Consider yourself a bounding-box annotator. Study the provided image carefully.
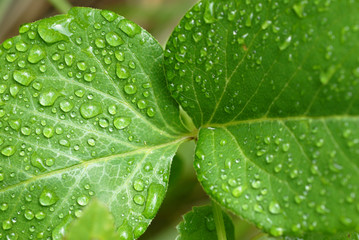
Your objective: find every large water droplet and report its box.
[118,19,141,37]
[28,45,46,64]
[39,187,58,206]
[100,10,117,22]
[116,64,130,79]
[39,88,60,106]
[269,200,281,214]
[13,69,35,86]
[80,102,102,119]
[142,183,165,219]
[105,31,124,47]
[114,117,131,130]
[38,15,72,43]
[1,145,16,157]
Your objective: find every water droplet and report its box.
[142,183,165,219]
[279,36,292,51]
[114,117,131,130]
[133,179,145,192]
[38,15,72,43]
[137,99,147,109]
[95,38,106,48]
[2,219,12,230]
[118,19,141,37]
[77,61,87,71]
[13,69,35,86]
[76,195,89,206]
[232,186,244,198]
[116,64,130,79]
[87,138,96,146]
[24,209,35,220]
[270,226,284,237]
[146,107,156,117]
[203,2,216,23]
[124,84,137,94]
[1,145,16,157]
[43,126,54,138]
[39,88,60,106]
[80,102,102,119]
[9,119,21,131]
[293,2,306,18]
[261,20,272,30]
[21,126,31,136]
[64,54,74,66]
[52,215,73,240]
[35,211,46,220]
[39,187,58,206]
[28,45,46,63]
[101,10,117,22]
[1,203,8,211]
[117,222,134,240]
[59,100,74,112]
[269,201,281,214]
[320,65,337,85]
[105,31,124,47]
[31,152,47,171]
[133,194,145,205]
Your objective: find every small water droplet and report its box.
[76,195,89,206]
[101,10,117,22]
[124,84,137,94]
[39,88,60,107]
[269,200,281,214]
[28,45,46,63]
[59,100,74,112]
[279,36,292,51]
[116,64,130,79]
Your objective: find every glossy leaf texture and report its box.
[0,7,190,239]
[164,0,359,237]
[65,199,119,240]
[176,205,234,240]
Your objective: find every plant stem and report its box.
[212,201,227,240]
[47,0,72,14]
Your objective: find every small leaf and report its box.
[177,205,234,240]
[165,0,359,237]
[65,199,119,240]
[0,7,190,239]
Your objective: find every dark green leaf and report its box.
[164,0,359,237]
[0,7,191,239]
[176,205,234,240]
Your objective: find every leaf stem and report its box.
[212,201,227,240]
[47,0,72,14]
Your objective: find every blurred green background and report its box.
[0,1,261,239]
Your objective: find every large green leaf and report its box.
[176,205,234,240]
[0,7,191,239]
[164,0,359,237]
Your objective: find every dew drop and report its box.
[39,187,58,206]
[133,195,145,205]
[1,145,16,157]
[232,186,244,198]
[76,195,89,206]
[79,102,102,119]
[279,36,292,51]
[64,54,74,66]
[124,84,137,94]
[118,19,141,37]
[117,222,134,240]
[39,88,60,107]
[269,200,281,214]
[2,219,12,230]
[13,69,35,86]
[24,209,35,220]
[31,152,46,171]
[114,117,131,130]
[28,45,46,64]
[105,31,124,47]
[133,179,145,192]
[100,10,117,22]
[142,183,165,219]
[59,100,74,112]
[116,64,130,79]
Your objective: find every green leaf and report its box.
[0,7,191,239]
[255,231,359,240]
[65,199,119,240]
[165,0,359,237]
[176,205,234,240]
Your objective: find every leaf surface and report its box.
[164,0,359,236]
[0,7,190,239]
[176,205,234,240]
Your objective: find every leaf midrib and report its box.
[0,135,191,194]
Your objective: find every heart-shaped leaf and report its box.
[165,0,359,237]
[0,7,190,239]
